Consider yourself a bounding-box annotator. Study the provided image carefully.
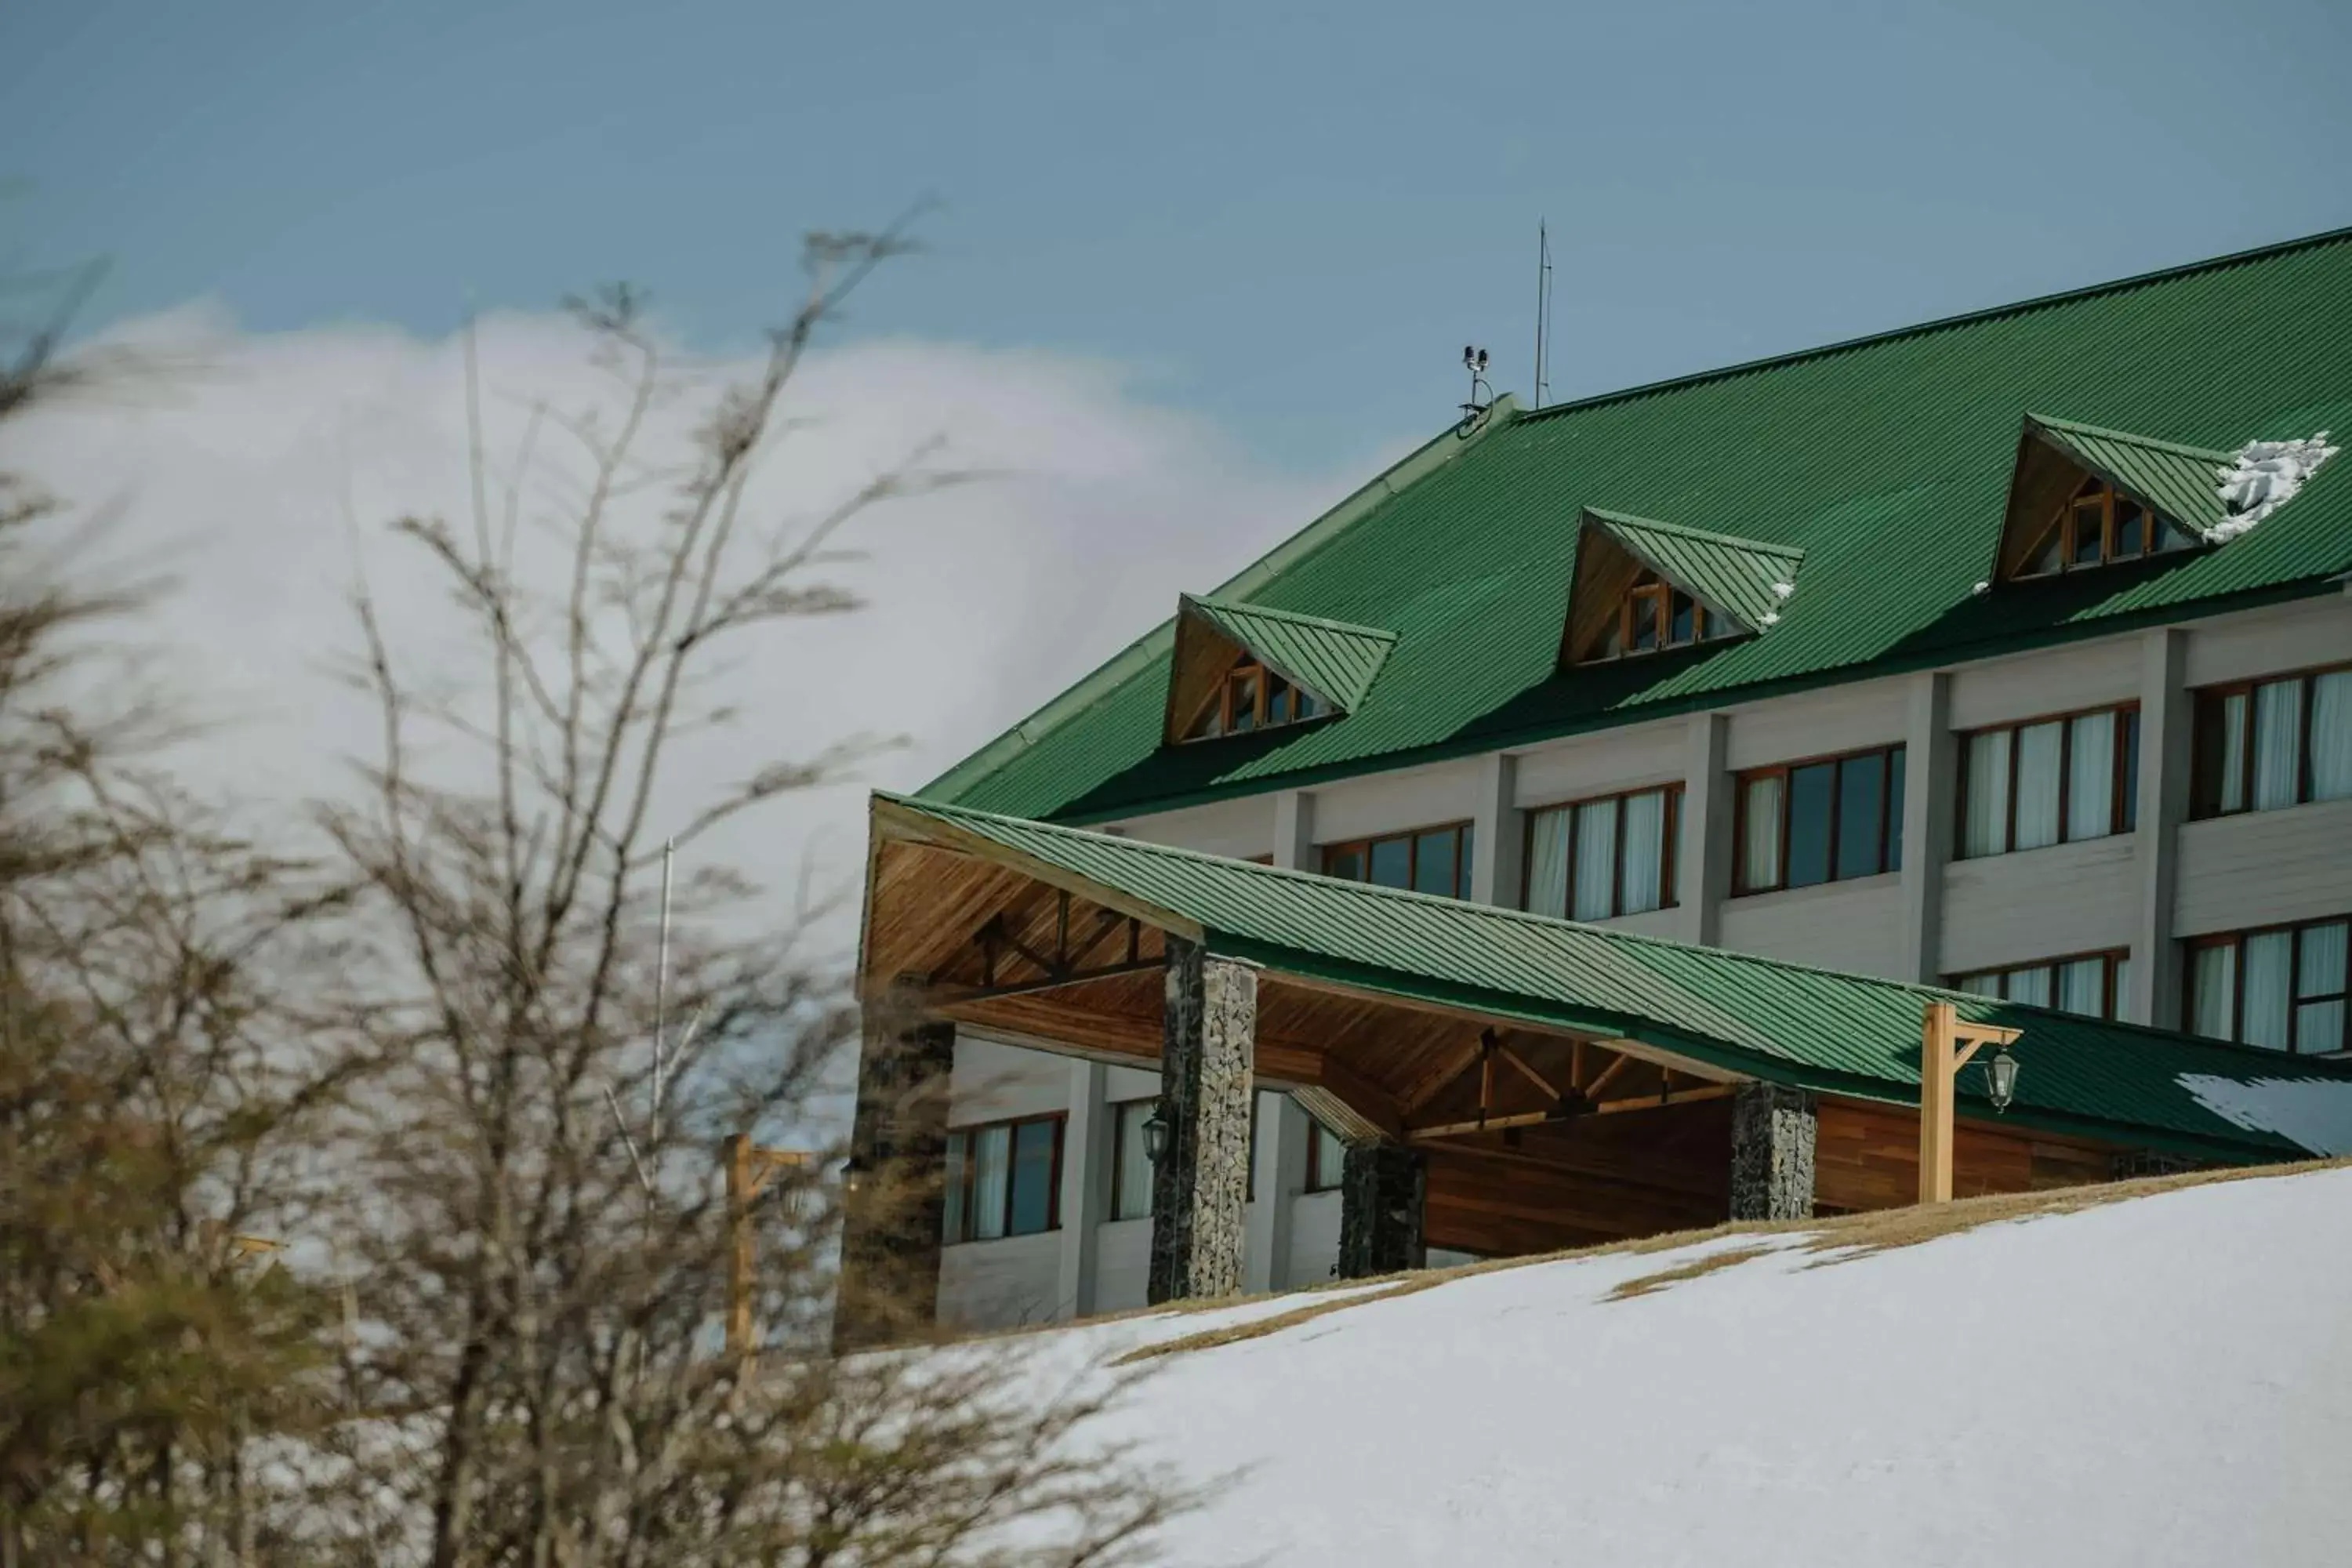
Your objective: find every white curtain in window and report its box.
[2056,957,2106,1018]
[1112,1102,1154,1220]
[1741,776,1784,890]
[2297,922,2348,1054]
[1962,731,2011,857]
[942,1138,967,1242]
[2218,693,2250,812]
[2309,671,2352,803]
[2241,931,2294,1051]
[1573,799,1618,920]
[1525,808,1571,920]
[2013,722,2063,850]
[2066,711,2116,841]
[1957,972,2002,999]
[1620,790,1667,915]
[2252,680,2304,811]
[2005,965,2053,1007]
[2190,945,2237,1040]
[2114,956,2134,1018]
[971,1125,1011,1239]
[1314,1125,1347,1192]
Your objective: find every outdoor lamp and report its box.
[1985,1046,2020,1112]
[1142,1107,1171,1164]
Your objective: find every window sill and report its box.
[1726,869,1902,909]
[1949,831,2138,867]
[943,1228,1062,1250]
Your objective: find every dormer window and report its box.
[2014,474,2200,578]
[1161,594,1393,746]
[1183,659,1328,740]
[1591,569,1740,661]
[1559,510,1802,670]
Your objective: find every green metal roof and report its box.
[924,227,2352,823]
[877,793,2352,1163]
[1580,509,1806,635]
[2026,414,2235,538]
[1178,594,1396,713]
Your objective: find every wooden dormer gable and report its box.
[1163,595,1397,746]
[1559,509,1805,668]
[1994,415,2224,582]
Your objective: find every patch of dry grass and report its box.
[1097,1156,2350,1362]
[1606,1244,1778,1301]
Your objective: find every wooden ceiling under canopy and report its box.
[865,818,1746,1156]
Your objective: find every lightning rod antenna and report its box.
[1534,220,1554,410]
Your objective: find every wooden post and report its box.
[726,1132,755,1360]
[725,1136,810,1365]
[1918,1002,2021,1207]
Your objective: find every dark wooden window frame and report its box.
[1180,656,1325,742]
[1732,742,1905,896]
[2014,475,2192,578]
[942,1112,1066,1244]
[1587,568,1727,664]
[1319,819,1476,900]
[2190,659,2352,819]
[1304,1120,1346,1193]
[1519,783,1684,920]
[1950,948,2130,1021]
[1955,702,2142,859]
[2183,916,2352,1056]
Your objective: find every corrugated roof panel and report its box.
[1581,510,1806,633]
[2028,415,2234,535]
[1180,595,1397,713]
[879,793,2352,1159]
[926,229,2352,823]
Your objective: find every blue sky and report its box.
[9,0,2348,470]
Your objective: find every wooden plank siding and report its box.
[1813,1097,2112,1214]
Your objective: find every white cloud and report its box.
[2,303,1378,954]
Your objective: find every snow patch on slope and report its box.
[2212,433,2339,539]
[1014,1167,2352,1567]
[2178,1073,2352,1155]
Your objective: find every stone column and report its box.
[1678,713,1732,946]
[1898,671,1955,985]
[1147,939,1257,1305]
[1336,1142,1426,1278]
[1469,752,1522,906]
[832,1007,957,1351]
[1729,1081,1817,1221]
[2130,629,2191,1027]
[1055,1058,1107,1320]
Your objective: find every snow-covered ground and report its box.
[1009,1167,2352,1567]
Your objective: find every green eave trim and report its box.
[2027,413,2234,537]
[1178,594,1397,713]
[1203,933,2293,1166]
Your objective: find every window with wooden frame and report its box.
[1952,949,2131,1021]
[2013,475,2201,578]
[2185,916,2350,1055]
[2190,662,2352,818]
[1304,1119,1348,1193]
[1320,821,1475,900]
[942,1112,1065,1243]
[1734,743,1904,895]
[1586,569,1737,662]
[1522,784,1682,921]
[1956,703,2140,858]
[1181,657,1327,741]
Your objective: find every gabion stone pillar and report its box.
[1730,1080,1817,1221]
[1337,1141,1426,1278]
[1146,939,1255,1304]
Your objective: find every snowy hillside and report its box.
[1003,1167,2352,1568]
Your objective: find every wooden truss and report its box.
[1403,1028,1733,1143]
[929,886,1164,1005]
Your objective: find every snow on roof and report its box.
[999,1167,2352,1566]
[2177,1073,2352,1156]
[2211,433,2339,541]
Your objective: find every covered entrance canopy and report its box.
[855,792,2345,1308]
